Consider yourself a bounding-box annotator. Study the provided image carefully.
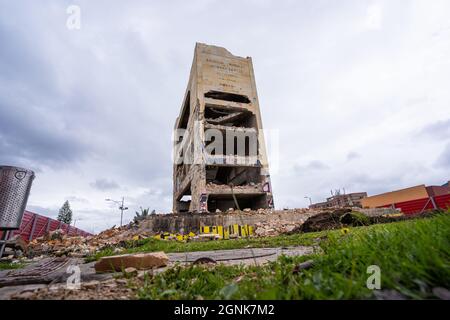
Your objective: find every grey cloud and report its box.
[346,151,360,161]
[0,102,90,169]
[0,2,173,182]
[90,178,120,191]
[435,143,450,169]
[419,119,450,140]
[26,205,59,220]
[65,196,90,204]
[0,18,91,168]
[294,160,330,172]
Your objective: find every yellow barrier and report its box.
[200,224,253,239]
[153,224,254,241]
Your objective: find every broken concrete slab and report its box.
[167,246,315,266]
[94,252,169,273]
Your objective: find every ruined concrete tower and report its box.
[173,43,274,213]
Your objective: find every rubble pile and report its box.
[252,209,319,237]
[254,220,304,237]
[287,208,436,233]
[26,225,150,258]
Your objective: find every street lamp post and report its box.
[106,197,128,227]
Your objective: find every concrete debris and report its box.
[11,277,137,300]
[26,225,150,258]
[46,229,65,241]
[0,235,28,259]
[254,220,304,237]
[94,252,169,273]
[250,209,320,237]
[292,260,315,274]
[124,267,138,277]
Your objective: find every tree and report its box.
[134,207,153,223]
[57,200,73,224]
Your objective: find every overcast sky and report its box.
[0,0,449,233]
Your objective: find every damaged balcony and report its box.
[204,104,256,128]
[205,166,266,211]
[206,193,268,212]
[206,165,262,185]
[204,111,260,167]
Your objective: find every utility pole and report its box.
[106,197,128,227]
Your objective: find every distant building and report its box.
[361,182,450,209]
[309,192,368,209]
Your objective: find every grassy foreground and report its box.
[136,214,449,299]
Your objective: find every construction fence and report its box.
[379,194,450,215]
[0,210,92,242]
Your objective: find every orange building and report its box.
[361,182,449,209]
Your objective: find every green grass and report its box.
[85,230,328,262]
[0,261,24,270]
[135,214,449,300]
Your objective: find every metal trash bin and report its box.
[0,166,35,257]
[0,166,35,230]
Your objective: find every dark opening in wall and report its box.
[176,183,192,212]
[204,105,255,127]
[206,166,261,186]
[205,90,251,104]
[207,194,266,212]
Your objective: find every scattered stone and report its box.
[83,280,100,289]
[137,270,152,280]
[124,267,138,277]
[292,260,315,274]
[115,279,128,285]
[11,277,137,300]
[13,291,35,300]
[47,229,65,241]
[193,257,217,265]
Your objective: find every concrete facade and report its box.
[140,211,309,234]
[173,43,274,213]
[310,192,367,209]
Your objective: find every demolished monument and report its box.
[173,43,274,213]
